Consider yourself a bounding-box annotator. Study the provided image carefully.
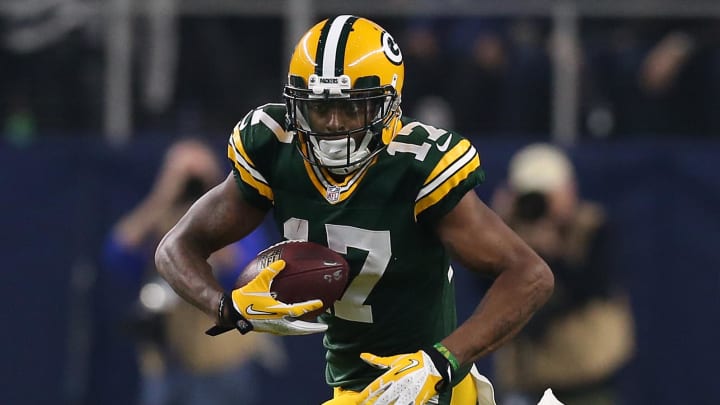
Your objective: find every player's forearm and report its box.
[442,260,554,366]
[155,231,224,319]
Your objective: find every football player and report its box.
[155,15,554,405]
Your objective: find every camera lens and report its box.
[514,191,548,222]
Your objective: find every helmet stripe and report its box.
[314,18,333,76]
[332,16,358,76]
[315,15,357,77]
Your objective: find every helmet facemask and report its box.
[285,74,400,175]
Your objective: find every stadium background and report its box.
[1,1,719,404]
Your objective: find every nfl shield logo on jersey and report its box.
[326,186,341,203]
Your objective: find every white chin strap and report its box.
[311,131,373,175]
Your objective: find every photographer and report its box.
[491,143,635,405]
[102,138,284,405]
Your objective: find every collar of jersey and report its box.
[300,142,377,204]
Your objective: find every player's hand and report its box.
[357,348,454,405]
[206,260,327,336]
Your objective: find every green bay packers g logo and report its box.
[381,31,402,65]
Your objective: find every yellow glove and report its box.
[358,347,455,405]
[206,260,327,336]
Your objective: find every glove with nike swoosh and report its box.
[357,344,459,405]
[205,259,327,336]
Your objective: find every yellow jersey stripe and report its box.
[231,127,256,167]
[228,145,274,200]
[414,148,480,218]
[423,139,472,186]
[334,160,374,201]
[417,142,477,201]
[228,125,273,201]
[303,159,329,200]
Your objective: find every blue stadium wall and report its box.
[1,136,718,404]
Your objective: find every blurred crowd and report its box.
[399,17,720,139]
[3,13,720,143]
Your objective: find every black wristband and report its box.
[424,345,453,393]
[205,293,254,336]
[216,293,233,325]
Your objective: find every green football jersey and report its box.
[227,103,485,393]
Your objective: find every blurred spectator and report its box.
[445,18,508,135]
[398,20,454,127]
[491,143,635,405]
[500,19,552,135]
[102,138,285,405]
[170,17,284,135]
[582,19,720,138]
[444,18,551,137]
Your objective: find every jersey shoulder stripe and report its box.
[415,140,480,217]
[226,104,289,203]
[228,122,273,200]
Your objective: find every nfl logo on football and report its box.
[326,186,341,203]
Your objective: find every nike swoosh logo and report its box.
[436,133,452,152]
[245,304,277,316]
[394,358,419,375]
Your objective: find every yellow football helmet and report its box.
[284,15,404,175]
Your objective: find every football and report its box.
[236,240,350,321]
